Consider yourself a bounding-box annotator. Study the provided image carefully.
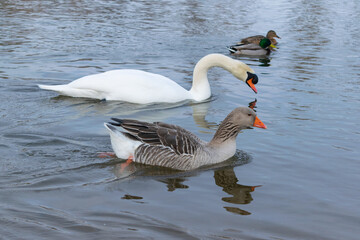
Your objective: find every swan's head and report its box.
[231,61,259,94]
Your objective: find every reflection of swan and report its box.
[104,107,266,170]
[193,99,258,131]
[190,101,218,132]
[248,98,257,111]
[38,54,259,103]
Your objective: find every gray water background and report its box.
[1,0,360,239]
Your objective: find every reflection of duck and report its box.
[258,58,271,67]
[104,107,266,171]
[38,54,259,103]
[228,38,276,56]
[239,30,281,45]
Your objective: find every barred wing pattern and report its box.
[134,145,195,170]
[110,118,207,170]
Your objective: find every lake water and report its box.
[1,0,360,239]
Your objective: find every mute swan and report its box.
[104,107,266,171]
[228,38,276,56]
[239,30,281,45]
[38,54,259,104]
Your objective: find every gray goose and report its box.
[104,107,266,171]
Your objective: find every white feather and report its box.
[103,123,141,159]
[38,54,255,104]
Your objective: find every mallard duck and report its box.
[228,38,275,56]
[38,54,259,104]
[239,30,281,45]
[104,107,266,171]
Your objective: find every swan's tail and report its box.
[104,123,141,159]
[38,84,69,92]
[38,84,101,99]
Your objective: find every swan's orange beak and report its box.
[246,72,258,94]
[253,116,267,129]
[246,78,257,94]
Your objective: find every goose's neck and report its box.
[189,54,237,101]
[206,120,242,163]
[209,120,241,146]
[206,122,240,163]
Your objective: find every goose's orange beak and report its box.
[253,116,267,129]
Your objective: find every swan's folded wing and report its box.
[110,118,204,155]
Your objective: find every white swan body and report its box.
[38,54,258,104]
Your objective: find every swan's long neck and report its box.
[189,54,238,101]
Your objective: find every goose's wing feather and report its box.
[134,144,194,170]
[110,118,204,155]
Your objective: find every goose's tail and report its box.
[104,123,141,159]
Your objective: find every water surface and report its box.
[1,0,360,239]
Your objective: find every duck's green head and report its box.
[259,38,276,49]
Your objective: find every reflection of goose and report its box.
[214,168,261,205]
[158,178,189,192]
[38,54,259,103]
[104,107,266,171]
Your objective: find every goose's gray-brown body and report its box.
[104,107,266,171]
